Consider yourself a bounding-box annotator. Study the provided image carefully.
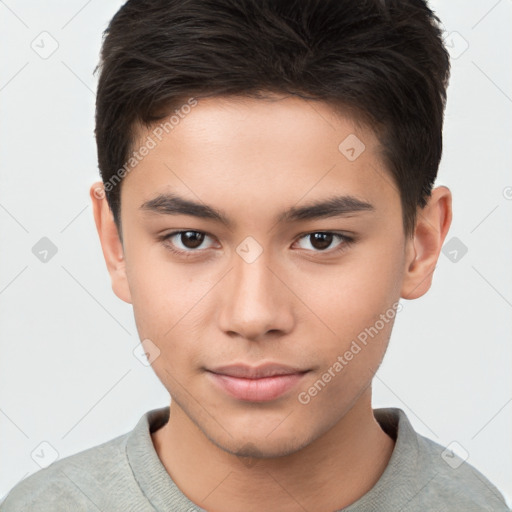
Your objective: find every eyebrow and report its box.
[140,193,375,227]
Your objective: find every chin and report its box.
[205,426,317,460]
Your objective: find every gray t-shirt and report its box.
[1,406,509,511]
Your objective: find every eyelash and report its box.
[159,230,355,259]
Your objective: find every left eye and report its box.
[295,232,350,252]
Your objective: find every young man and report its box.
[2,0,509,511]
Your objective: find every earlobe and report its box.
[89,181,132,304]
[400,186,452,300]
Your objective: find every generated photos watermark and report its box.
[298,301,403,405]
[93,97,198,200]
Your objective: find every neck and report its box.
[152,387,395,511]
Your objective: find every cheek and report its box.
[307,254,403,342]
[125,251,219,376]
[296,291,399,416]
[126,246,205,335]
[296,239,404,395]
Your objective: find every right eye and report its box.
[160,230,217,256]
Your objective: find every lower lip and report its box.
[207,371,308,402]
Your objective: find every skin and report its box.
[90,94,452,512]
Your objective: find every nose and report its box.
[217,248,295,342]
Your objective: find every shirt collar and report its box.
[126,406,422,512]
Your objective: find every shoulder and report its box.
[0,431,148,512]
[388,409,510,512]
[408,423,509,510]
[371,408,510,511]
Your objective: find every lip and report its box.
[206,363,309,402]
[209,363,307,379]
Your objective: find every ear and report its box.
[401,186,452,300]
[89,181,132,304]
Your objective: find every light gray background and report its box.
[1,0,511,506]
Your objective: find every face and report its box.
[115,95,410,457]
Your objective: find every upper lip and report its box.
[208,363,308,379]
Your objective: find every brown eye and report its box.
[309,233,334,250]
[178,231,205,249]
[161,230,215,255]
[295,232,353,253]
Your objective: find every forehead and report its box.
[121,95,399,224]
